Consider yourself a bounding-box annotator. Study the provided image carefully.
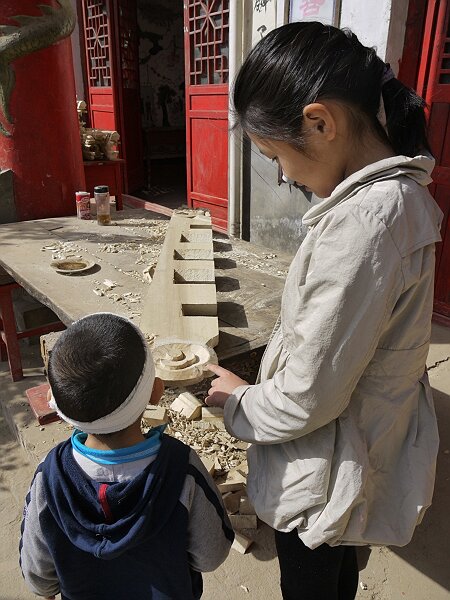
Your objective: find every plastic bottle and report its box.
[94,185,111,225]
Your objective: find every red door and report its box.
[400,0,450,324]
[82,0,117,131]
[184,1,229,231]
[82,0,144,194]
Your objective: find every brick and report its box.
[26,383,60,425]
[171,392,203,420]
[142,406,168,428]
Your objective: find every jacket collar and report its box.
[303,154,435,227]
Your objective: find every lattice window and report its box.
[118,1,139,90]
[439,13,450,84]
[84,0,111,87]
[187,0,229,85]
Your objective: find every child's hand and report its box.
[205,364,248,408]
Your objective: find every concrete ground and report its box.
[1,323,449,600]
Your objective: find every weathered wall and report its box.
[137,0,185,129]
[243,0,408,254]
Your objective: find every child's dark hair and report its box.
[233,22,429,157]
[48,314,146,423]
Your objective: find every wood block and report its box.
[200,456,215,476]
[40,331,63,370]
[232,533,253,554]
[171,392,203,420]
[216,469,246,493]
[239,495,256,516]
[140,211,218,347]
[229,514,257,530]
[201,406,224,421]
[25,383,60,425]
[222,490,242,515]
[236,461,249,476]
[142,405,168,428]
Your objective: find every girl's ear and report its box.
[302,102,337,141]
[149,377,164,406]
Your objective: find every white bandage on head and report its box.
[48,313,155,434]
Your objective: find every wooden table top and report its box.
[0,208,293,360]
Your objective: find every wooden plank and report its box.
[140,211,219,346]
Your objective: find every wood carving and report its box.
[77,100,120,161]
[0,0,76,136]
[152,339,218,387]
[140,210,219,347]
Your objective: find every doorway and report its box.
[80,0,230,230]
[136,0,187,211]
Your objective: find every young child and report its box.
[206,22,443,600]
[20,312,233,600]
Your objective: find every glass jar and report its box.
[94,185,111,225]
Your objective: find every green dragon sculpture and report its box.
[0,0,76,136]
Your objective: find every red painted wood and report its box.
[416,0,439,99]
[81,0,144,195]
[82,0,117,130]
[0,281,64,381]
[0,1,85,221]
[184,1,229,231]
[419,0,450,322]
[83,159,124,210]
[0,283,23,381]
[111,0,144,194]
[398,0,428,88]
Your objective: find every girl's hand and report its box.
[205,364,249,409]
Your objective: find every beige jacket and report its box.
[224,155,443,549]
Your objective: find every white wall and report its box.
[340,0,409,73]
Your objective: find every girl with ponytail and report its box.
[206,22,443,600]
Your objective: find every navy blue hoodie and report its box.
[20,434,233,599]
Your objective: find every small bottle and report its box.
[94,185,111,225]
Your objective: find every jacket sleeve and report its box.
[19,469,60,598]
[180,450,234,572]
[224,205,404,444]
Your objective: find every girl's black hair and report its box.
[48,313,146,424]
[233,22,430,157]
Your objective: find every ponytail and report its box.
[233,22,430,158]
[382,76,430,156]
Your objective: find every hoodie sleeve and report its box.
[20,468,60,598]
[179,450,234,572]
[224,204,404,444]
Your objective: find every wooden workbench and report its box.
[0,208,292,360]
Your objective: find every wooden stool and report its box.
[0,278,65,382]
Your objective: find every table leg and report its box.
[0,286,23,381]
[0,316,7,361]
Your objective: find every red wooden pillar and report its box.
[0,0,85,221]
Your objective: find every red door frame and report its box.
[80,0,144,194]
[399,0,450,325]
[183,1,229,232]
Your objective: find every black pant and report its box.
[274,529,359,600]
